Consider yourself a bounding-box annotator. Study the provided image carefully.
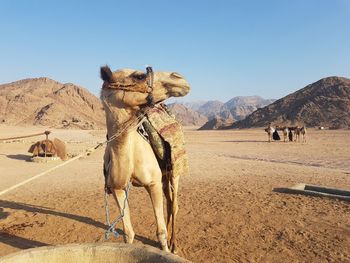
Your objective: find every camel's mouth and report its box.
[164,83,190,90]
[163,83,190,97]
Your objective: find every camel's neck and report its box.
[104,105,141,145]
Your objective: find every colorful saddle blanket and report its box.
[140,104,189,178]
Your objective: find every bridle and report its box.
[145,66,154,105]
[105,66,154,102]
[146,66,154,91]
[102,66,156,141]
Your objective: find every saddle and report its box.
[28,138,67,160]
[138,103,189,177]
[103,103,189,193]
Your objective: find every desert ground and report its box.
[0,125,349,262]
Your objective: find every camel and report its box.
[100,65,190,253]
[293,126,307,143]
[300,126,307,143]
[294,127,301,142]
[282,127,289,142]
[28,138,67,160]
[265,123,275,142]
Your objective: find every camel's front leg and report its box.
[113,189,135,244]
[146,183,169,252]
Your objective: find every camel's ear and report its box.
[100,65,113,82]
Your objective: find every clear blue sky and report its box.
[0,0,349,102]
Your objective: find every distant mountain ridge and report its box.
[0,77,105,129]
[231,76,350,129]
[167,103,208,126]
[198,117,234,130]
[182,96,275,121]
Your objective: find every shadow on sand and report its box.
[6,154,32,161]
[0,200,159,249]
[221,140,269,143]
[0,232,49,250]
[0,207,9,220]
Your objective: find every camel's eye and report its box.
[131,72,147,81]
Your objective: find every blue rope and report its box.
[104,182,131,240]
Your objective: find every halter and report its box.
[145,66,154,105]
[105,66,153,92]
[102,66,156,137]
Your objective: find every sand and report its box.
[0,125,349,262]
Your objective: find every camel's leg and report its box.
[169,176,179,254]
[113,189,135,244]
[146,182,169,252]
[163,177,172,241]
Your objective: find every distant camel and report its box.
[292,126,307,143]
[100,65,190,253]
[282,127,289,142]
[265,123,275,142]
[300,126,307,143]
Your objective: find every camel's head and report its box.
[100,66,190,108]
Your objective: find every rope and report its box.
[0,109,148,197]
[101,110,151,241]
[0,144,99,197]
[104,182,131,240]
[0,131,50,142]
[0,107,151,242]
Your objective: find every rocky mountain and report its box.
[231,76,350,129]
[0,77,105,129]
[225,96,275,120]
[198,117,234,130]
[182,101,207,111]
[195,100,229,120]
[167,103,208,126]
[182,96,274,121]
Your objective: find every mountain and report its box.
[182,96,274,121]
[196,100,230,120]
[181,101,207,111]
[167,103,208,126]
[231,76,350,129]
[198,117,234,130]
[0,77,105,129]
[224,96,275,120]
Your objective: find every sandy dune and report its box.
[0,125,349,262]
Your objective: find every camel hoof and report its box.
[123,232,135,244]
[161,244,169,252]
[170,243,177,254]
